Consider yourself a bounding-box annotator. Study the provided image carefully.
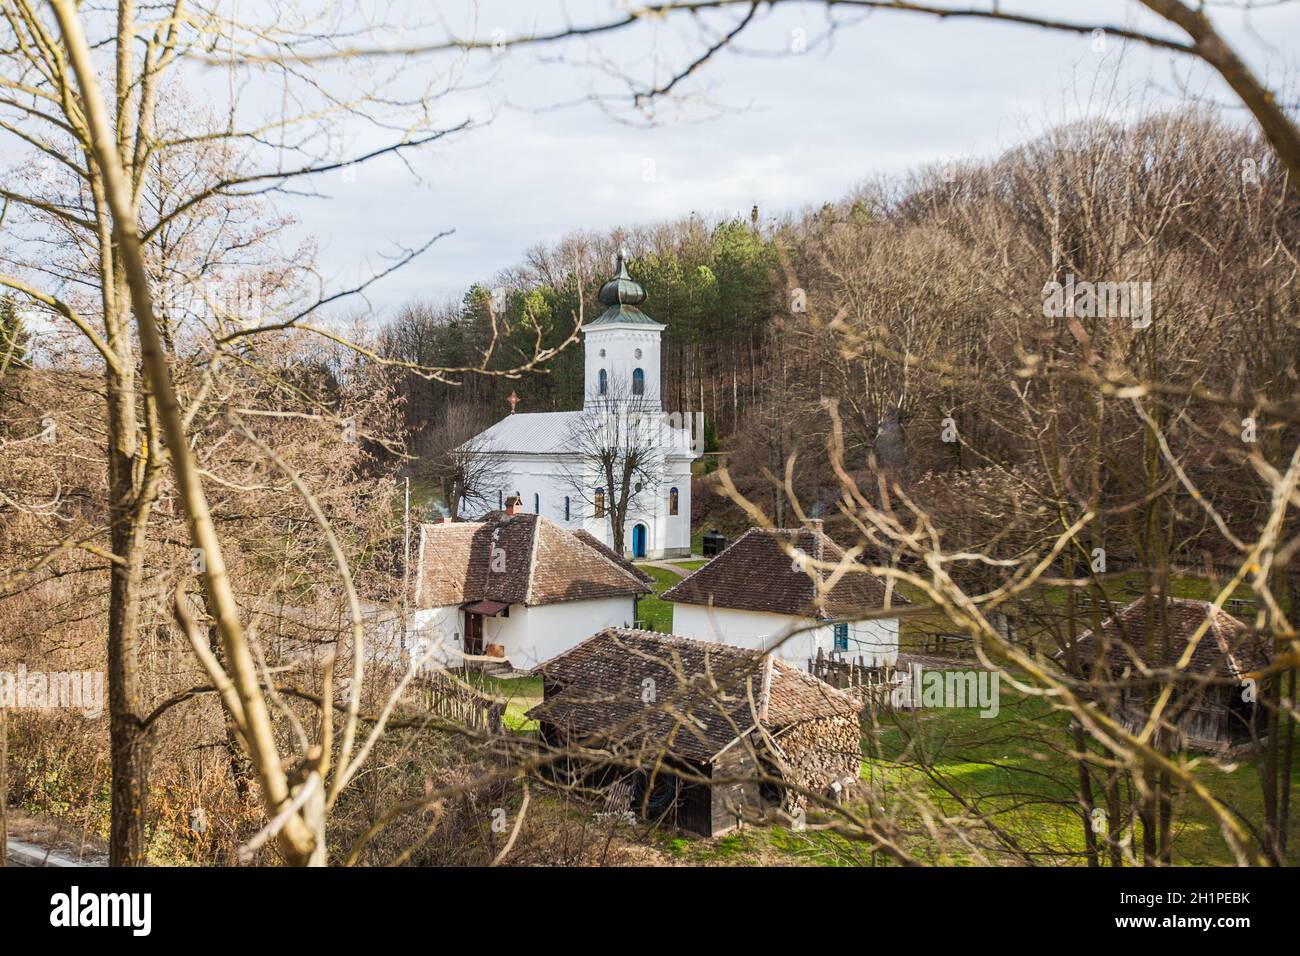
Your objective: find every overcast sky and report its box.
[270,1,1300,318]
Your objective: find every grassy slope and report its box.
[632,684,1299,867]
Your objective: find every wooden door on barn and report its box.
[464,612,484,656]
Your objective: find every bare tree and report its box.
[562,378,665,555]
[422,404,509,521]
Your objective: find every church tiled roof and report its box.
[414,513,652,609]
[661,526,906,619]
[526,627,859,761]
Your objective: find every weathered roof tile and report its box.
[527,627,858,761]
[661,527,906,619]
[414,514,651,609]
[1070,596,1270,678]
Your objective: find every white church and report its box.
[461,252,699,558]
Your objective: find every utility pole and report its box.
[401,476,410,657]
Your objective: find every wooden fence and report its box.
[808,649,911,711]
[409,668,506,735]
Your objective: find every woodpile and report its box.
[772,713,861,812]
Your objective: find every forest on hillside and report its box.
[380,105,1300,560]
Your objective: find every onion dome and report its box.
[597,249,646,307]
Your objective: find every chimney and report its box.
[505,494,522,516]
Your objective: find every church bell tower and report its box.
[582,250,665,410]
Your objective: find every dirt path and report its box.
[638,561,693,578]
[3,809,108,867]
[6,837,99,867]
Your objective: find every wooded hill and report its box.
[380,106,1300,556]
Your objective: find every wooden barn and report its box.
[528,628,862,837]
[1067,596,1271,753]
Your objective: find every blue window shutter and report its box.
[833,623,849,652]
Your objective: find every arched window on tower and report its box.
[594,488,605,518]
[632,367,645,396]
[669,487,679,516]
[498,490,503,509]
[534,492,540,514]
[598,368,608,396]
[564,496,571,522]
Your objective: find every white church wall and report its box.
[670,604,899,667]
[474,450,692,559]
[583,326,663,409]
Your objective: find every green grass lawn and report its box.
[394,476,445,523]
[462,673,543,731]
[645,685,1300,867]
[862,681,1300,865]
[636,565,682,633]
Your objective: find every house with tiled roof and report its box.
[410,502,652,669]
[660,522,908,668]
[528,628,862,837]
[1062,594,1271,753]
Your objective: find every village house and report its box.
[1065,595,1271,753]
[409,501,653,670]
[528,628,862,837]
[461,252,699,558]
[661,523,908,667]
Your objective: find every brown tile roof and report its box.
[526,627,859,762]
[1070,596,1270,679]
[573,529,655,585]
[660,527,906,619]
[414,515,652,609]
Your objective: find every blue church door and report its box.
[632,524,647,558]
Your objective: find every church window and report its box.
[564,496,571,521]
[594,488,605,518]
[598,368,608,396]
[634,348,642,359]
[632,367,645,396]
[498,490,503,509]
[669,487,679,515]
[534,492,540,514]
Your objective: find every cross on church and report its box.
[508,390,519,414]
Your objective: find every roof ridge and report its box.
[522,514,542,605]
[413,525,428,606]
[566,523,654,589]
